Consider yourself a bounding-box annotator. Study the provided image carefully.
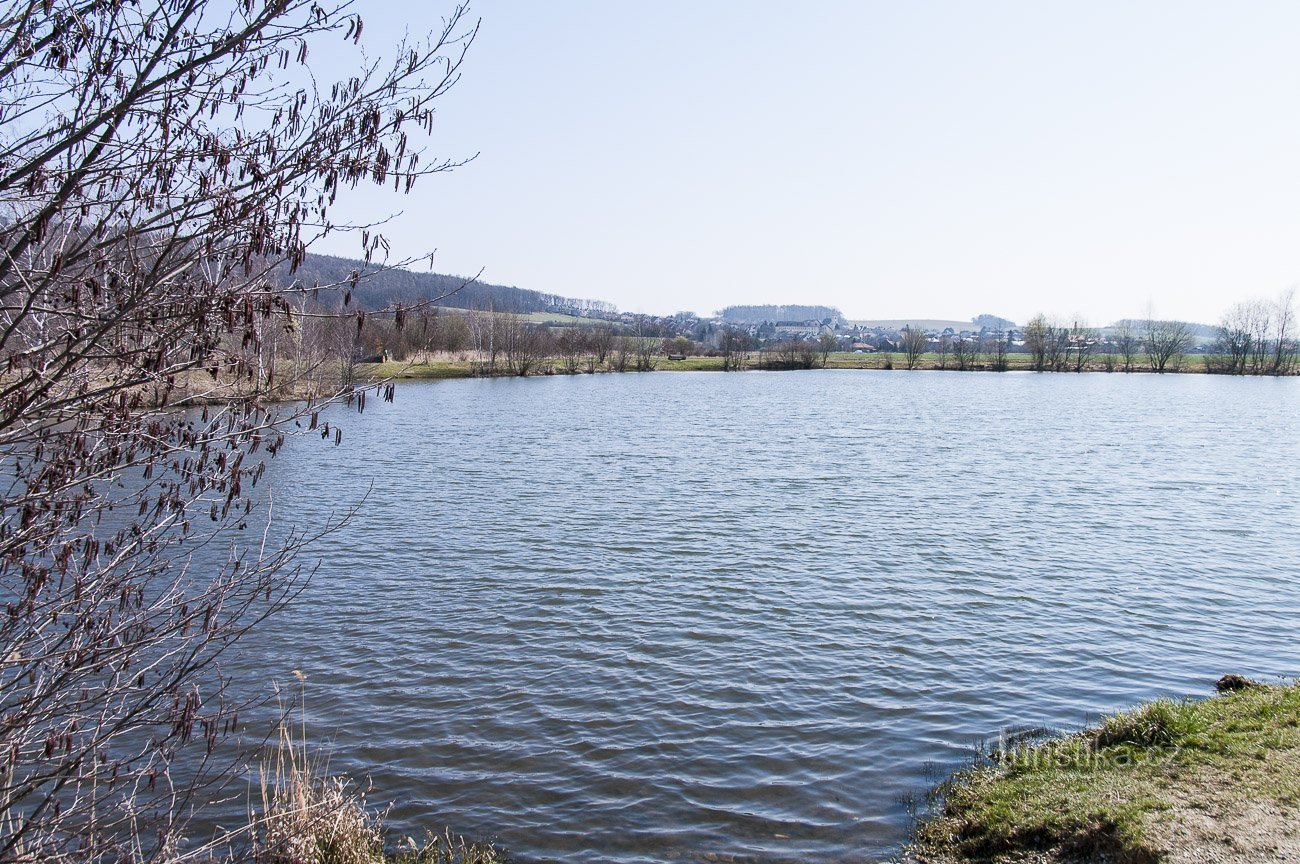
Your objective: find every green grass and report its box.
[519,311,592,325]
[655,356,727,371]
[354,351,1232,383]
[426,307,596,326]
[357,360,475,380]
[911,680,1300,863]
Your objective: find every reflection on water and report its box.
[226,370,1300,863]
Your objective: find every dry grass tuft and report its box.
[251,701,501,864]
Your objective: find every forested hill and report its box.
[719,304,843,323]
[278,253,618,317]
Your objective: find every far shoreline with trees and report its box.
[329,292,1298,390]
[250,253,1299,397]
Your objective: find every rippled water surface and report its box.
[234,371,1300,863]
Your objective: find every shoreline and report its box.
[356,352,1300,384]
[159,356,1297,408]
[909,677,1300,863]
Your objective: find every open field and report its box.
[520,310,595,325]
[359,360,478,380]
[912,679,1300,864]
[412,305,601,326]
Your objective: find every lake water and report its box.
[235,370,1300,863]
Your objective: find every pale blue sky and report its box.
[320,1,1300,324]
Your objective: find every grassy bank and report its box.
[357,352,1237,382]
[911,678,1300,863]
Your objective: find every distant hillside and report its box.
[1106,319,1218,343]
[277,253,617,318]
[719,304,843,323]
[972,313,1017,330]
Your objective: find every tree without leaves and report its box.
[489,311,554,377]
[1044,321,1070,372]
[1244,300,1274,375]
[1024,315,1072,372]
[900,326,928,371]
[1269,288,1297,375]
[467,306,499,374]
[764,339,815,370]
[1213,290,1299,376]
[494,312,524,375]
[718,326,750,372]
[433,311,472,359]
[1114,320,1140,373]
[1213,302,1256,375]
[1068,321,1099,373]
[817,330,837,368]
[1023,315,1048,371]
[631,317,660,371]
[0,1,476,859]
[1144,317,1196,372]
[952,333,978,371]
[984,332,1010,372]
[588,325,616,366]
[611,335,633,372]
[523,325,556,376]
[556,327,584,374]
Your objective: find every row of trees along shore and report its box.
[1207,289,1298,375]
[0,1,497,862]
[303,292,1297,384]
[1017,291,1297,376]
